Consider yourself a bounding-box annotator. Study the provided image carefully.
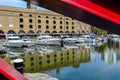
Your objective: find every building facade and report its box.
[0,5,91,35]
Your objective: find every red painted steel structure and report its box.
[0,58,27,80]
[25,0,120,34]
[62,0,120,25]
[0,0,119,78]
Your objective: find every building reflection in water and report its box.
[2,47,91,73]
[101,39,120,64]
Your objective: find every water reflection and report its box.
[101,39,120,64]
[2,47,91,73]
[2,40,118,80]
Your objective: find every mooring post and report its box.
[13,59,24,74]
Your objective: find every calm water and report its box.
[2,39,120,80]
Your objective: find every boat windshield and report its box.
[8,38,21,40]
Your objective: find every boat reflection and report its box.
[5,47,25,57]
[36,45,62,53]
[1,40,107,73]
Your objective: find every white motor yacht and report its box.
[61,36,78,44]
[3,36,25,47]
[36,35,61,46]
[22,36,35,47]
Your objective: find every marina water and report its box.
[1,39,120,80]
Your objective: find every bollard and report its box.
[13,59,24,74]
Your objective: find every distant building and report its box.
[0,4,91,36]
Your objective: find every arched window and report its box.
[46,20,49,24]
[45,30,50,33]
[53,21,56,24]
[7,30,16,34]
[28,30,34,35]
[52,31,57,33]
[38,20,41,23]
[38,25,41,29]
[29,15,32,17]
[19,14,23,16]
[0,30,4,34]
[18,30,25,35]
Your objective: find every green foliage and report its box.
[93,27,107,35]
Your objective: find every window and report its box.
[60,21,62,24]
[38,25,41,29]
[66,18,68,20]
[8,12,12,16]
[20,24,24,29]
[0,17,2,21]
[60,17,62,19]
[66,22,68,25]
[38,16,41,18]
[47,55,50,58]
[20,18,23,23]
[9,17,13,21]
[53,21,56,24]
[0,24,2,27]
[29,25,33,29]
[29,15,32,17]
[46,16,48,18]
[9,24,13,27]
[72,26,74,29]
[31,63,34,66]
[66,26,69,29]
[53,17,56,19]
[29,19,33,23]
[72,22,74,25]
[60,26,62,29]
[46,20,49,24]
[46,25,49,29]
[39,61,42,64]
[19,14,23,16]
[30,57,34,61]
[53,26,56,29]
[38,20,41,23]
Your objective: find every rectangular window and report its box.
[9,17,13,21]
[0,24,2,27]
[8,12,12,16]
[60,26,62,29]
[29,19,33,23]
[38,25,41,29]
[66,26,69,29]
[29,25,33,29]
[20,18,23,23]
[0,17,2,21]
[72,26,74,29]
[53,26,56,29]
[9,24,13,27]
[20,25,24,29]
[46,26,49,29]
[38,20,41,23]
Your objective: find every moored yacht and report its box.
[61,36,78,44]
[82,34,101,43]
[22,36,35,47]
[3,36,25,47]
[36,35,61,46]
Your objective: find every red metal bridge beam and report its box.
[0,58,27,80]
[25,0,120,34]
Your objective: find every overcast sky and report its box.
[0,0,47,10]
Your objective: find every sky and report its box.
[0,0,48,10]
